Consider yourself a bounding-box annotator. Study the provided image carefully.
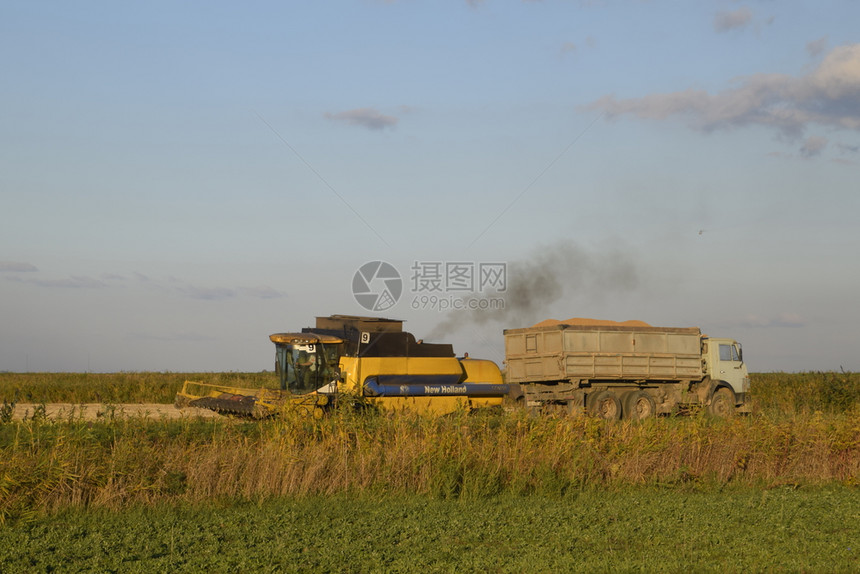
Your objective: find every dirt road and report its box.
[9,403,221,421]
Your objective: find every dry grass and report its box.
[2,370,858,415]
[1,370,858,523]
[0,371,277,404]
[749,370,860,416]
[2,404,858,523]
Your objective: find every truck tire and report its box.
[708,387,736,418]
[623,391,656,420]
[587,390,622,420]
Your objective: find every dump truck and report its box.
[503,319,750,419]
[175,315,510,417]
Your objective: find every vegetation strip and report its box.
[1,404,858,523]
[1,490,858,572]
[1,371,858,570]
[2,371,859,415]
[0,371,277,406]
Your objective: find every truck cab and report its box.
[703,337,751,414]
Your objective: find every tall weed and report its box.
[2,407,858,523]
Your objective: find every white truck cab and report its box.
[704,337,751,413]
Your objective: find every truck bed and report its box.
[504,324,704,384]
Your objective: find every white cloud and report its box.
[800,136,828,158]
[324,108,399,131]
[6,265,284,301]
[173,281,284,301]
[238,286,285,299]
[101,273,126,281]
[7,274,107,289]
[560,36,595,58]
[0,261,38,272]
[586,44,860,138]
[125,272,283,300]
[177,285,237,301]
[807,36,828,57]
[713,7,752,32]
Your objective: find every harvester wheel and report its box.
[623,391,656,420]
[587,390,622,420]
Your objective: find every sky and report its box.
[2,1,859,373]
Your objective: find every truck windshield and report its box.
[276,343,340,394]
[719,344,741,362]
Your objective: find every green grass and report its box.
[1,488,858,573]
[1,371,859,571]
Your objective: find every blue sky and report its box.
[2,1,858,372]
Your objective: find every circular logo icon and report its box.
[352,261,402,311]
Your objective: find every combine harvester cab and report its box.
[176,315,510,417]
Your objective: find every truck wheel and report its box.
[623,391,656,420]
[708,387,736,418]
[587,390,621,420]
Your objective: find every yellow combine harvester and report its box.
[175,315,511,417]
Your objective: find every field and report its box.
[2,489,858,572]
[1,371,859,571]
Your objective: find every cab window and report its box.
[719,344,740,362]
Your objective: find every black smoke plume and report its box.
[427,241,640,339]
